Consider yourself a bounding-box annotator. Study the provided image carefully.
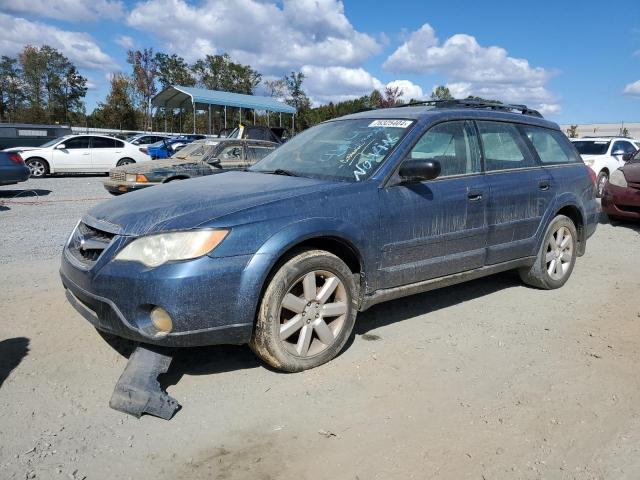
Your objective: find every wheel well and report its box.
[117,158,135,166]
[556,204,585,251]
[598,168,609,176]
[163,175,190,183]
[25,157,50,171]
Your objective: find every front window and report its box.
[572,140,610,155]
[251,119,414,182]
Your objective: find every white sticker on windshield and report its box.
[368,120,412,128]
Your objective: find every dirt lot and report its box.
[1,176,640,480]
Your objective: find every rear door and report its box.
[377,120,488,288]
[52,136,91,171]
[90,136,123,171]
[477,121,553,264]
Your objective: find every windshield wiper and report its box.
[262,169,300,177]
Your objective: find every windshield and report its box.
[250,119,413,182]
[39,137,65,148]
[174,142,213,159]
[572,140,610,155]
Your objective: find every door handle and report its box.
[539,181,550,191]
[467,190,483,201]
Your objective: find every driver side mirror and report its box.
[398,159,441,183]
[56,143,66,150]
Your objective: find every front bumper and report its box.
[103,178,158,194]
[60,247,257,347]
[602,184,640,220]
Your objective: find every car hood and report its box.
[3,146,44,153]
[622,162,640,184]
[117,158,202,174]
[84,171,339,236]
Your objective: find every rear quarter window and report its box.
[521,126,581,164]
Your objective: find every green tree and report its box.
[566,125,579,138]
[127,48,158,130]
[92,74,138,130]
[192,53,261,94]
[0,56,24,122]
[19,45,47,122]
[155,52,195,89]
[430,85,454,101]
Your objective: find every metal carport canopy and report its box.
[152,85,296,114]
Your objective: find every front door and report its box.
[377,120,488,289]
[52,136,91,171]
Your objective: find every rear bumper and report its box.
[103,179,157,194]
[60,248,257,347]
[0,164,30,185]
[602,184,640,219]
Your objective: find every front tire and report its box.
[250,250,358,372]
[518,215,577,289]
[26,158,49,177]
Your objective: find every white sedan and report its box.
[17,135,151,177]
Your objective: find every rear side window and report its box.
[218,145,244,164]
[521,126,581,164]
[409,121,481,177]
[477,121,536,171]
[91,137,116,148]
[611,141,636,155]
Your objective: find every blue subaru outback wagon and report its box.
[61,101,598,372]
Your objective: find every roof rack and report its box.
[397,99,543,118]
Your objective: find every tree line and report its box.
[0,44,461,133]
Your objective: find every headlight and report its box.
[583,159,595,166]
[609,169,628,188]
[125,173,136,182]
[114,230,229,267]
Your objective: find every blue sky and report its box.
[0,0,639,124]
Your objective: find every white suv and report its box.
[570,137,639,197]
[18,135,151,178]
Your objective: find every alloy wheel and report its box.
[545,226,574,280]
[27,160,46,177]
[278,270,348,357]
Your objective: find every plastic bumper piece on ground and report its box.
[109,344,180,420]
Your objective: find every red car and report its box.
[602,157,640,220]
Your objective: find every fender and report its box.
[535,191,587,256]
[234,217,368,328]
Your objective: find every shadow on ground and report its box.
[599,211,640,232]
[152,270,520,388]
[0,337,30,389]
[0,189,52,198]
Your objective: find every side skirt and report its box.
[360,257,536,311]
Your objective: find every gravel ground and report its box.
[1,177,640,480]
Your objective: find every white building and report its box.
[559,122,640,139]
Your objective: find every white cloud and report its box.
[0,0,126,22]
[0,13,118,71]
[115,35,135,49]
[127,0,381,72]
[623,80,640,96]
[386,80,425,101]
[384,23,559,113]
[301,65,383,104]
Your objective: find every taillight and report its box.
[8,153,24,164]
[586,165,597,185]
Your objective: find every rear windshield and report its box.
[572,140,610,155]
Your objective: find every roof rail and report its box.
[582,135,632,139]
[397,99,543,118]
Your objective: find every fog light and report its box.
[150,307,173,337]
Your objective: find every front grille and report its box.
[67,222,116,267]
[110,170,125,181]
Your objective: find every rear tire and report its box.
[116,158,135,167]
[518,215,577,290]
[250,250,358,372]
[25,158,49,178]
